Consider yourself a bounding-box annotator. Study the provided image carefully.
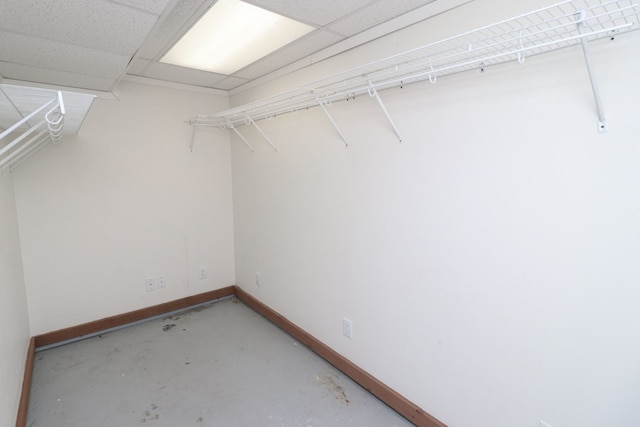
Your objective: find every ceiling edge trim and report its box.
[2,79,118,100]
[228,0,474,97]
[121,75,229,96]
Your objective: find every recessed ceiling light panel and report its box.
[161,0,314,75]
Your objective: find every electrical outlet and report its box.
[199,267,207,280]
[256,271,261,287]
[145,277,156,292]
[157,275,166,289]
[343,317,353,339]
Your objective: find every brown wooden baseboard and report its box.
[17,287,235,427]
[34,286,235,348]
[233,285,446,427]
[15,337,35,427]
[18,284,445,427]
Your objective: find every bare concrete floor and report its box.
[27,297,412,426]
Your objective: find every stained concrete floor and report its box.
[27,297,413,426]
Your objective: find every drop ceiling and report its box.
[0,0,468,93]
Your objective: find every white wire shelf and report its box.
[0,85,96,172]
[191,0,639,142]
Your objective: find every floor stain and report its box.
[315,373,350,404]
[140,404,160,423]
[162,304,211,322]
[162,324,176,331]
[197,416,204,423]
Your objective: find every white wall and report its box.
[0,171,30,426]
[13,81,235,335]
[231,1,640,426]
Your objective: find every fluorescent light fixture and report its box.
[161,0,314,75]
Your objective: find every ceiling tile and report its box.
[111,0,173,15]
[141,63,227,87]
[0,0,161,55]
[234,30,345,80]
[127,58,152,75]
[0,0,457,92]
[0,31,132,79]
[242,0,375,26]
[136,0,210,60]
[329,0,436,37]
[0,61,115,92]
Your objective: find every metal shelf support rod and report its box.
[368,81,403,143]
[189,124,197,152]
[576,10,607,132]
[247,117,278,152]
[316,97,349,147]
[229,123,255,152]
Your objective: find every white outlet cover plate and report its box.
[343,317,353,339]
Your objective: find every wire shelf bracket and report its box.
[190,0,639,148]
[228,121,255,152]
[316,96,349,147]
[0,85,95,172]
[247,117,278,152]
[0,92,64,171]
[576,10,608,131]
[367,78,403,143]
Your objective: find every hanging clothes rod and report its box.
[190,0,639,144]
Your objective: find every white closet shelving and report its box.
[191,0,639,147]
[0,85,96,171]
